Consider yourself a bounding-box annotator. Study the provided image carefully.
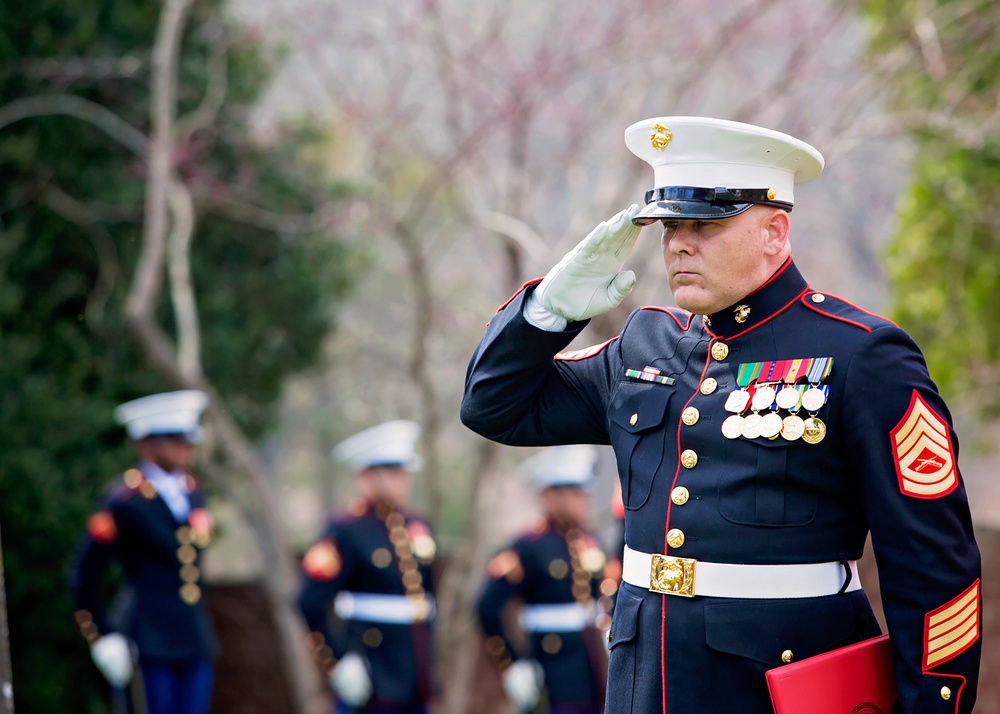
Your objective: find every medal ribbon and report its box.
[806,357,833,385]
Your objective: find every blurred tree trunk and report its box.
[0,525,14,714]
[123,0,324,710]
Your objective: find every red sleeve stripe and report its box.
[924,579,981,669]
[495,279,543,314]
[555,337,618,361]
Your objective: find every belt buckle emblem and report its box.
[649,554,696,597]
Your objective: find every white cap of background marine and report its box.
[624,116,825,225]
[522,444,598,492]
[332,420,423,474]
[113,390,209,442]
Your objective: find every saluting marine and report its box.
[477,445,616,714]
[71,390,217,714]
[461,117,982,713]
[298,420,436,714]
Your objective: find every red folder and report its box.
[766,634,897,714]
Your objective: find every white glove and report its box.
[329,652,372,708]
[90,633,133,689]
[525,204,642,331]
[502,658,544,710]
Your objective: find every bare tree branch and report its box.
[166,177,202,380]
[0,94,147,155]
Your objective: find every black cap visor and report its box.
[631,186,792,226]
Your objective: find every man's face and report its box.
[357,465,412,509]
[660,206,781,315]
[137,436,196,473]
[540,486,591,527]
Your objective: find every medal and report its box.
[721,414,745,439]
[751,385,776,411]
[741,413,763,439]
[724,389,750,414]
[800,386,827,412]
[775,386,801,411]
[759,411,783,439]
[781,415,805,441]
[802,416,827,444]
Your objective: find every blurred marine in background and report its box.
[71,390,217,714]
[298,420,436,714]
[476,445,616,714]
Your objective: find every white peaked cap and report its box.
[624,116,824,223]
[113,390,209,442]
[332,420,422,474]
[522,445,598,492]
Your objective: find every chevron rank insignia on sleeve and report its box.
[924,579,980,670]
[890,390,957,499]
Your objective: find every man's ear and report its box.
[762,208,791,257]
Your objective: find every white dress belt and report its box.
[334,592,436,624]
[518,602,597,633]
[622,545,861,599]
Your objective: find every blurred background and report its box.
[1,0,999,711]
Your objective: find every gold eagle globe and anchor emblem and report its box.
[650,123,673,151]
[734,304,751,323]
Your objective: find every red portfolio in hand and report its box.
[766,634,897,714]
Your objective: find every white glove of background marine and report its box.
[90,633,134,689]
[502,658,545,711]
[524,204,642,331]
[329,652,373,708]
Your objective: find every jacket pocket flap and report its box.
[704,596,854,666]
[609,587,644,649]
[609,381,674,434]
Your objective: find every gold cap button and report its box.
[781,649,794,664]
[680,449,698,469]
[711,342,729,361]
[940,686,951,701]
[700,377,718,395]
[811,293,826,303]
[671,487,690,506]
[629,413,638,426]
[666,529,685,549]
[681,407,700,426]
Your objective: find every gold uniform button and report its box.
[629,413,638,426]
[542,633,562,654]
[711,342,729,361]
[371,548,393,568]
[548,559,569,579]
[666,529,685,549]
[811,293,826,303]
[940,686,951,701]
[670,487,689,506]
[681,407,700,426]
[363,628,383,648]
[781,649,794,664]
[179,583,201,605]
[700,378,718,395]
[680,449,698,469]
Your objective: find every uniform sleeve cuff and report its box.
[523,292,568,332]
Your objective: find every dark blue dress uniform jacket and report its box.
[476,520,611,710]
[71,467,217,663]
[298,500,436,710]
[460,259,981,714]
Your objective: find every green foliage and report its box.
[860,0,1000,412]
[0,0,355,710]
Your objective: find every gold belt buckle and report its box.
[649,554,697,597]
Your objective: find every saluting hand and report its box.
[525,204,642,331]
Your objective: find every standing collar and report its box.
[703,259,809,338]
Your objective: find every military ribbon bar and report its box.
[625,367,675,386]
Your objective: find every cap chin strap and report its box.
[644,185,793,212]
